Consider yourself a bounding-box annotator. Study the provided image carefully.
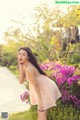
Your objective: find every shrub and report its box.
[40,61,80,109]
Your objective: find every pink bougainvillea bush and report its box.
[20,61,80,109]
[40,61,80,109]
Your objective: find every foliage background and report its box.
[0,3,80,120]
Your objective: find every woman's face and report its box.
[18,49,28,64]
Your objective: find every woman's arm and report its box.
[18,64,25,84]
[26,68,41,100]
[26,68,43,110]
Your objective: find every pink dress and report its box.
[27,74,62,110]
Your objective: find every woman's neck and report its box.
[24,60,29,67]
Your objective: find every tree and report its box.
[3,3,80,64]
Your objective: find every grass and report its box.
[9,108,37,120]
[9,105,80,120]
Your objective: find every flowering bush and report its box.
[40,61,80,109]
[20,90,30,103]
[20,61,80,109]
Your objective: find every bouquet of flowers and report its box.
[20,90,30,103]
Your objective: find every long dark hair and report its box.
[18,47,46,76]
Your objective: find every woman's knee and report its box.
[37,110,47,116]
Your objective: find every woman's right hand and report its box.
[18,60,25,70]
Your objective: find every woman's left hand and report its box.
[38,100,44,111]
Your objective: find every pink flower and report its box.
[20,90,30,103]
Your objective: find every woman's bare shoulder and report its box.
[26,62,40,76]
[26,64,35,73]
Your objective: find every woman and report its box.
[18,47,62,120]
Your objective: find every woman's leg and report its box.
[37,110,47,120]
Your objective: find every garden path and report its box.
[0,67,30,114]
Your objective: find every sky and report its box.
[0,0,56,44]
